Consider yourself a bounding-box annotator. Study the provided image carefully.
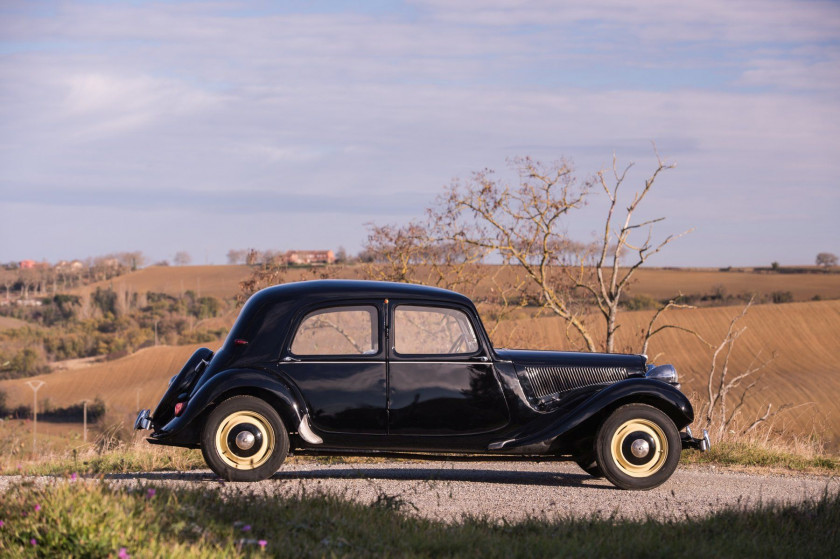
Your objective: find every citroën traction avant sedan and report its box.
[136,280,709,490]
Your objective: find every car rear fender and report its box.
[488,378,694,453]
[152,368,310,445]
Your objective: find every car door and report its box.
[280,303,386,434]
[387,303,509,436]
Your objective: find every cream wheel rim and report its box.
[215,410,275,470]
[609,418,668,478]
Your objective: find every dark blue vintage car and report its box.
[136,280,709,489]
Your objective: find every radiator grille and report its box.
[524,366,629,399]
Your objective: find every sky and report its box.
[1,0,838,267]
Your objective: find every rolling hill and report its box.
[2,299,838,450]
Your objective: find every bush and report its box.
[623,294,660,311]
[771,290,794,304]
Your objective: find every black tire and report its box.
[573,453,604,478]
[595,403,681,490]
[200,395,289,482]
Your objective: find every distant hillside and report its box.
[66,264,840,303]
[0,316,37,330]
[71,265,253,299]
[0,343,214,420]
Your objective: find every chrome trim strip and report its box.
[298,414,323,445]
[488,439,515,450]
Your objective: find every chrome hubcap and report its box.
[610,418,668,478]
[235,430,256,450]
[215,410,275,470]
[631,438,650,458]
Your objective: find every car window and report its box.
[394,305,479,355]
[291,306,378,356]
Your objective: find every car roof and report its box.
[254,279,473,306]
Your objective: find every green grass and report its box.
[681,441,840,472]
[5,440,838,479]
[0,477,838,558]
[1,446,207,477]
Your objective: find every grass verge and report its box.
[1,477,838,558]
[681,441,840,472]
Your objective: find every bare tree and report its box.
[569,152,691,352]
[816,252,838,267]
[363,220,526,336]
[696,298,801,439]
[117,251,145,271]
[227,249,248,265]
[401,153,684,353]
[173,251,192,266]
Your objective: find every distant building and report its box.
[285,250,336,265]
[56,260,85,273]
[19,260,49,270]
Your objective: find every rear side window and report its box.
[291,306,378,356]
[394,305,479,355]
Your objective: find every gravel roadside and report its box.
[3,461,837,523]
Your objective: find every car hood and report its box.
[494,348,646,372]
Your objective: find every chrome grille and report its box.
[524,366,629,399]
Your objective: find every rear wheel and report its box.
[595,403,680,490]
[201,396,289,482]
[573,453,604,478]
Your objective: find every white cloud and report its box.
[1,0,838,265]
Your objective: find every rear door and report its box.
[387,303,509,436]
[281,303,386,434]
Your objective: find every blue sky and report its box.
[1,0,838,266]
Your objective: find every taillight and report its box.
[174,402,186,416]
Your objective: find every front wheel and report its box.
[201,396,289,482]
[595,403,681,490]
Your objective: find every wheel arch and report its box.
[567,390,693,444]
[151,368,306,447]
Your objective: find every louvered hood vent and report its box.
[524,365,629,399]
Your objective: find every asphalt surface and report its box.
[5,460,835,523]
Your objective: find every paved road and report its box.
[54,461,840,522]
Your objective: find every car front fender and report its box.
[488,378,694,453]
[150,368,306,446]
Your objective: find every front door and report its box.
[387,304,509,436]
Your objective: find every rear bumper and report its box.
[681,427,711,452]
[134,409,152,430]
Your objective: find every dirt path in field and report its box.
[6,461,835,523]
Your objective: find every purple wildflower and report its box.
[34,504,41,512]
[30,539,37,546]
[0,520,5,528]
[242,525,251,532]
[145,488,156,499]
[70,472,78,481]
[258,540,267,550]
[118,547,131,559]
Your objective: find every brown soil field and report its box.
[628,267,840,301]
[0,343,213,426]
[495,300,840,449]
[72,265,253,299]
[71,264,840,303]
[0,316,38,330]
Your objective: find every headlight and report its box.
[645,364,678,384]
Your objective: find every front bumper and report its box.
[134,409,152,430]
[681,427,711,452]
